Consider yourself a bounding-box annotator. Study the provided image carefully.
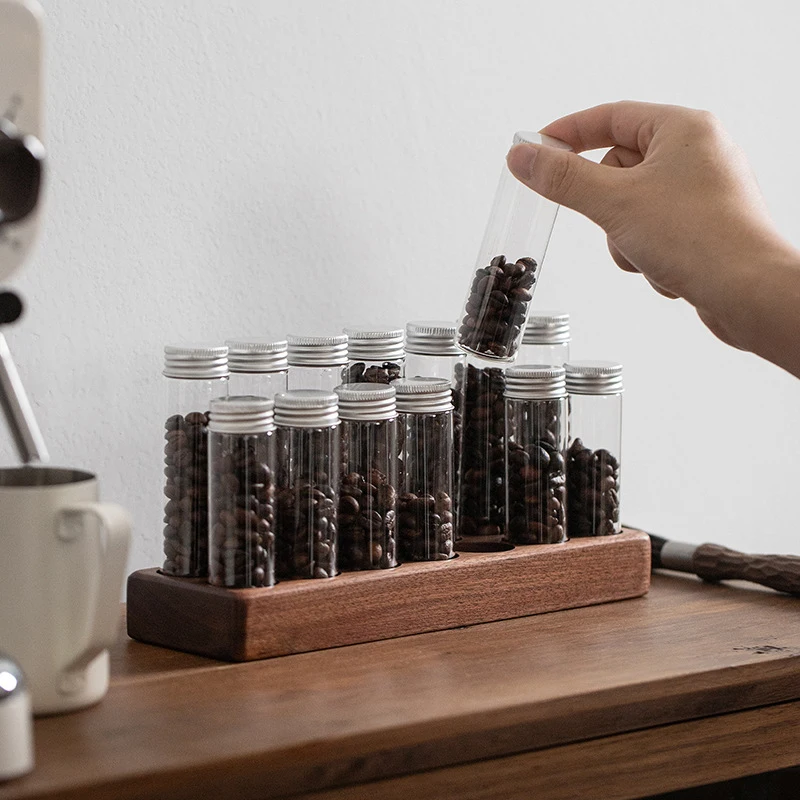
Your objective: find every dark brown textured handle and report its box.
[693,544,800,596]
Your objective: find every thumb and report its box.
[506,142,616,224]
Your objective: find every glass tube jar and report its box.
[208,396,276,588]
[226,338,288,398]
[394,378,454,561]
[455,353,508,548]
[342,326,405,384]
[505,365,568,545]
[274,390,340,579]
[286,334,348,392]
[565,361,623,537]
[457,132,571,361]
[519,311,571,366]
[335,383,398,571]
[162,344,229,577]
[404,321,463,385]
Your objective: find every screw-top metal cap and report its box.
[274,389,339,428]
[565,360,624,395]
[343,326,404,362]
[505,364,567,400]
[286,334,348,367]
[405,320,461,356]
[335,383,396,421]
[393,377,453,414]
[522,311,571,345]
[163,344,229,379]
[226,338,288,373]
[208,395,275,434]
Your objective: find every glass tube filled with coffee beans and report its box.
[274,390,340,579]
[564,361,623,537]
[518,312,571,367]
[208,396,277,588]
[286,334,348,392]
[455,354,509,548]
[225,338,288,399]
[335,383,398,571]
[342,326,405,384]
[162,344,229,577]
[394,378,455,562]
[458,132,571,362]
[505,365,568,545]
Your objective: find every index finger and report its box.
[540,101,677,155]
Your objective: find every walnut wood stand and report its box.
[126,528,649,661]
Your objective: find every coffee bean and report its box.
[505,398,567,545]
[344,361,403,385]
[275,426,339,579]
[338,416,398,571]
[566,438,620,537]
[162,411,209,577]
[458,255,538,359]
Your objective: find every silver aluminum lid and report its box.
[565,360,624,395]
[505,364,567,400]
[274,390,339,428]
[208,395,275,434]
[405,320,461,356]
[522,311,571,345]
[335,383,396,421]
[343,326,405,361]
[163,344,229,379]
[226,338,288,373]
[287,334,349,367]
[393,377,453,414]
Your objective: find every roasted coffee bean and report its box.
[566,438,620,537]
[458,255,538,359]
[208,435,275,587]
[344,361,402,384]
[162,411,209,577]
[454,362,506,542]
[506,399,567,545]
[397,491,453,561]
[338,470,397,570]
[275,426,339,579]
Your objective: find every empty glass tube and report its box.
[518,311,571,366]
[286,334,348,392]
[226,338,288,398]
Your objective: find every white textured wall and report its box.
[5,0,800,576]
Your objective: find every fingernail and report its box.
[506,143,538,181]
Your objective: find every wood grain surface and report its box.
[126,529,651,660]
[2,573,799,800]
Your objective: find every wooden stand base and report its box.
[127,529,650,662]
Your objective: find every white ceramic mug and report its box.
[0,467,130,715]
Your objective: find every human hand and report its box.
[506,101,799,351]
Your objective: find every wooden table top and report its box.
[2,573,800,800]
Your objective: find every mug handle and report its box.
[57,502,131,673]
